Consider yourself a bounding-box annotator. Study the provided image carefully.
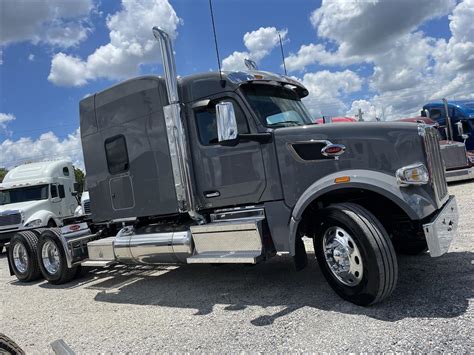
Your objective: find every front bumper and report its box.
[423,195,458,257]
[445,167,474,183]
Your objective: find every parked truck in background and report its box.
[5,28,459,306]
[422,100,474,182]
[0,160,78,253]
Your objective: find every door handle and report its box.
[204,191,220,198]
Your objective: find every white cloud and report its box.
[345,100,393,121]
[287,0,455,72]
[285,43,364,72]
[300,70,363,117]
[0,0,94,48]
[0,113,16,136]
[285,0,473,120]
[28,54,35,61]
[0,129,84,170]
[310,0,455,57]
[48,53,90,87]
[48,0,181,87]
[0,113,15,125]
[222,27,287,71]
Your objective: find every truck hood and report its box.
[273,122,429,207]
[0,200,48,215]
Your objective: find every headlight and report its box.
[25,219,43,228]
[396,163,429,186]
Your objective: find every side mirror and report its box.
[216,101,238,142]
[456,121,464,136]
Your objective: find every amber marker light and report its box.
[335,176,351,183]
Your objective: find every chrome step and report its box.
[86,236,115,261]
[187,251,260,264]
[188,219,263,264]
[80,260,116,267]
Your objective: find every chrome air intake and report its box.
[152,26,205,224]
[422,126,449,208]
[114,225,193,264]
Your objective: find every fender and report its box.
[24,210,60,228]
[287,169,437,255]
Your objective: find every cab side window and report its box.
[429,108,443,121]
[58,185,65,198]
[105,135,130,174]
[51,184,58,198]
[195,98,249,145]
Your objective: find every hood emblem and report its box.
[321,144,346,160]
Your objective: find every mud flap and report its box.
[6,245,15,276]
[293,236,308,271]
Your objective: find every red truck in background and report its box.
[397,115,473,182]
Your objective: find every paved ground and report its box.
[1,181,473,353]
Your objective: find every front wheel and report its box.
[312,203,398,306]
[37,229,78,284]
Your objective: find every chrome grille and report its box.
[423,127,449,207]
[83,201,91,214]
[0,212,22,227]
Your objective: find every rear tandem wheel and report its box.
[37,229,79,284]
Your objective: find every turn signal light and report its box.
[335,176,350,183]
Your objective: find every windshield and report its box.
[0,184,49,206]
[242,84,313,127]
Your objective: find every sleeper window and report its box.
[105,135,130,174]
[195,99,249,145]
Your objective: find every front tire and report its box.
[37,229,78,284]
[7,231,42,282]
[312,203,398,306]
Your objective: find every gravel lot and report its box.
[1,181,473,353]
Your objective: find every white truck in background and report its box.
[0,160,78,252]
[74,191,90,216]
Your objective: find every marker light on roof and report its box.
[227,72,255,83]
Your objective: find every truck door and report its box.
[50,184,62,218]
[189,94,266,209]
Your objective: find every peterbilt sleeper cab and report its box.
[6,28,459,306]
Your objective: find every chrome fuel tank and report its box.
[114,225,193,264]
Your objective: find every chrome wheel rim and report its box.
[42,240,60,275]
[322,226,363,286]
[13,242,29,273]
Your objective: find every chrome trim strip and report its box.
[421,126,449,208]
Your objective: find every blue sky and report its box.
[1,0,473,169]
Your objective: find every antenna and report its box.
[244,58,258,70]
[209,0,225,87]
[278,32,287,75]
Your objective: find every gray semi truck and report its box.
[6,28,459,306]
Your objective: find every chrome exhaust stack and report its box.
[152,27,205,224]
[442,98,453,142]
